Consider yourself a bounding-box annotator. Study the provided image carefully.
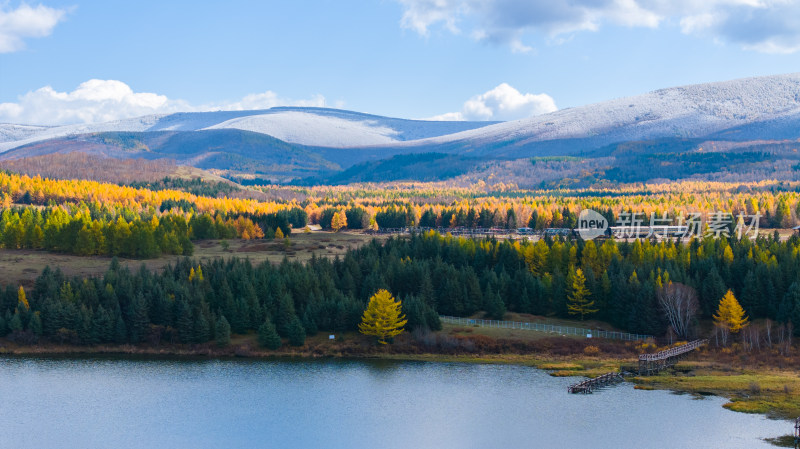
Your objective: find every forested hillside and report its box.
[0,171,304,257]
[1,171,799,259]
[1,232,799,347]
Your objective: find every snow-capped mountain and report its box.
[0,107,497,152]
[2,73,800,183]
[4,73,800,156]
[385,73,800,156]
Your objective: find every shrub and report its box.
[584,345,601,355]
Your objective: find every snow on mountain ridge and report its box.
[0,107,497,151]
[2,73,800,154]
[389,73,800,151]
[204,111,402,147]
[0,124,51,143]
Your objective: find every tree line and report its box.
[0,205,296,258]
[1,232,799,348]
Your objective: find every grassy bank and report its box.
[631,362,800,420]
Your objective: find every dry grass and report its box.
[442,322,585,342]
[0,232,381,287]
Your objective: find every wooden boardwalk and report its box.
[638,339,708,376]
[568,339,709,395]
[568,372,625,394]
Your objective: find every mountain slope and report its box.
[2,73,800,184]
[0,129,345,182]
[0,107,497,151]
[381,73,800,156]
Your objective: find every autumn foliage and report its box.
[714,290,750,333]
[359,290,408,344]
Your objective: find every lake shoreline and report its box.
[2,347,788,449]
[2,338,798,425]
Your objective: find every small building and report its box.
[793,225,800,235]
[544,228,572,237]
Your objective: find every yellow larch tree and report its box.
[337,210,348,230]
[567,268,597,320]
[17,286,29,311]
[358,289,407,344]
[331,211,343,232]
[713,289,749,333]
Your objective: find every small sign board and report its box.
[586,333,592,338]
[329,334,335,340]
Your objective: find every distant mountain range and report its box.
[2,73,800,185]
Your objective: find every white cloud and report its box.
[430,83,557,121]
[398,0,465,36]
[509,39,533,54]
[396,0,800,53]
[0,3,67,53]
[0,79,329,125]
[219,92,326,111]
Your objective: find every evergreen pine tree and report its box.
[193,310,210,343]
[779,282,800,336]
[701,267,726,317]
[275,293,296,337]
[483,285,506,320]
[76,305,93,344]
[287,315,306,347]
[302,309,318,336]
[257,319,282,350]
[8,310,23,333]
[128,294,150,343]
[92,306,114,343]
[176,301,194,344]
[215,315,231,346]
[113,310,128,344]
[402,296,426,330]
[27,311,43,336]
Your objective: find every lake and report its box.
[0,356,790,448]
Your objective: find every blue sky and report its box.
[1,0,800,125]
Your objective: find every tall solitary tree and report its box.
[713,289,749,333]
[567,268,597,320]
[359,289,407,344]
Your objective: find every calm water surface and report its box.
[0,357,790,448]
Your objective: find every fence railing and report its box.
[439,315,653,342]
[638,339,708,361]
